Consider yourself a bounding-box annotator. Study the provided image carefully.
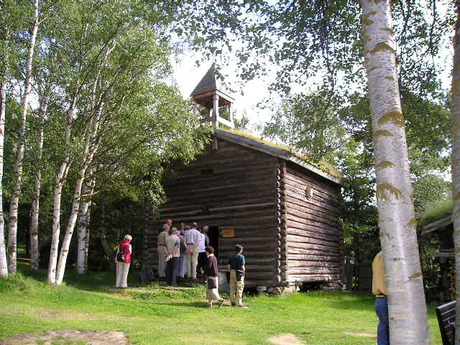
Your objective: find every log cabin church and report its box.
[144,65,344,291]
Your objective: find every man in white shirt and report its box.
[197,230,206,278]
[184,222,201,279]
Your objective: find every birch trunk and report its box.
[47,98,77,284]
[361,1,430,344]
[47,31,89,284]
[77,175,95,274]
[8,0,40,274]
[30,74,52,271]
[55,169,88,285]
[55,122,100,285]
[55,101,102,285]
[50,36,112,284]
[452,2,460,344]
[53,39,113,284]
[0,29,9,278]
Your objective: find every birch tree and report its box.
[76,175,95,274]
[361,0,430,343]
[8,0,40,274]
[47,89,79,284]
[47,1,86,283]
[29,55,53,271]
[0,22,8,278]
[452,1,460,344]
[0,0,27,278]
[55,111,102,285]
[54,76,106,285]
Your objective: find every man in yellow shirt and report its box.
[372,251,389,345]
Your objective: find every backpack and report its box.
[116,250,125,262]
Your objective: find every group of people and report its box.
[114,219,247,308]
[157,220,208,285]
[157,219,247,308]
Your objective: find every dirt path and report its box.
[1,330,376,344]
[267,333,306,345]
[344,332,376,338]
[0,330,131,345]
[266,331,376,344]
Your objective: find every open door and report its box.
[208,226,220,259]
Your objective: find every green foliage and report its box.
[263,89,346,161]
[223,1,453,101]
[413,174,451,219]
[392,2,453,96]
[419,199,453,227]
[249,1,363,92]
[234,112,250,131]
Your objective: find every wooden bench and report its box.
[436,301,456,345]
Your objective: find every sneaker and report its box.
[218,299,225,308]
[235,304,248,308]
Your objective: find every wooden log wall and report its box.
[283,162,343,285]
[276,160,288,285]
[144,138,280,287]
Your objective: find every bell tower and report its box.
[191,64,235,129]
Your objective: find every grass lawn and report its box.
[0,270,443,344]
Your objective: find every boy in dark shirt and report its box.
[228,244,246,307]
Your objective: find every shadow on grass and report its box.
[323,292,375,312]
[20,267,120,291]
[151,300,209,309]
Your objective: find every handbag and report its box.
[207,276,217,289]
[116,250,125,262]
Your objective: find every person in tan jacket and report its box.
[372,251,389,345]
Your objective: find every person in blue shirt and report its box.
[228,244,246,307]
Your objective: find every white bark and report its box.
[77,175,95,274]
[54,41,113,284]
[361,1,430,344]
[49,37,112,284]
[55,171,87,285]
[29,115,44,271]
[47,20,91,285]
[55,110,101,285]
[47,98,77,284]
[0,30,9,278]
[30,74,51,271]
[8,0,40,274]
[452,2,460,344]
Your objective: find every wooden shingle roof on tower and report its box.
[191,64,234,109]
[190,64,219,96]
